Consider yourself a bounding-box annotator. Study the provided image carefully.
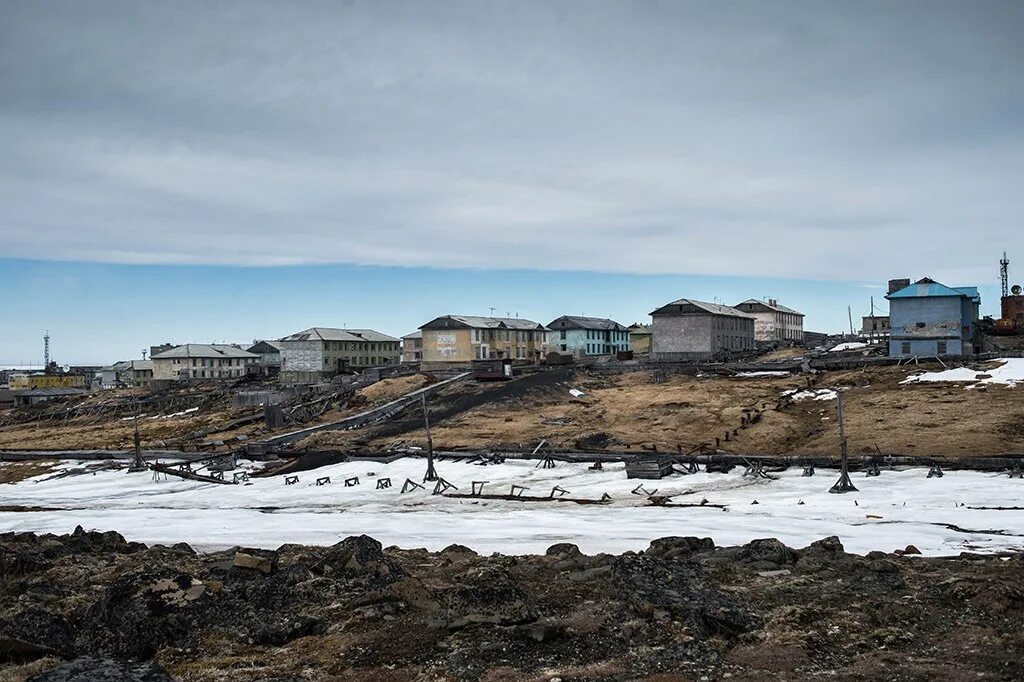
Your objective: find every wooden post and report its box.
[830,391,858,493]
[422,393,438,482]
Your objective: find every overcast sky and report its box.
[3,0,1021,278]
[1,2,1021,363]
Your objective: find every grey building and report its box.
[649,299,755,361]
[278,328,401,384]
[401,331,423,363]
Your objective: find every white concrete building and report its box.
[733,299,805,343]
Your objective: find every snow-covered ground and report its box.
[2,459,1022,557]
[901,358,1024,388]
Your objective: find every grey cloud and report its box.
[1,0,1022,281]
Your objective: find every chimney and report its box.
[888,278,911,295]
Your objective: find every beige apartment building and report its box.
[419,315,549,368]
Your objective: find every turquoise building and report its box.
[547,316,630,356]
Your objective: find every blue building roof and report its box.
[886,278,980,304]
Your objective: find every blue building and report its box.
[886,278,980,357]
[547,316,630,357]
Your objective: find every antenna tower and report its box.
[1000,251,1010,298]
[43,331,50,367]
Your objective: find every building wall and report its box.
[651,314,754,360]
[629,332,652,354]
[422,328,549,365]
[152,357,254,381]
[9,375,86,390]
[889,297,971,357]
[401,337,423,362]
[552,329,629,356]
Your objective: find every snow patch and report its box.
[828,342,869,352]
[901,358,1024,388]
[783,388,838,402]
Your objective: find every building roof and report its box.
[131,360,153,371]
[735,299,805,316]
[151,344,259,360]
[278,328,399,343]
[649,299,754,318]
[628,324,652,333]
[247,340,281,353]
[402,330,422,340]
[886,278,981,303]
[110,360,133,371]
[547,316,628,331]
[420,315,548,331]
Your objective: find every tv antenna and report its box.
[1000,251,1010,298]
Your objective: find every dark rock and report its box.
[545,543,582,557]
[646,536,715,559]
[249,614,325,646]
[806,536,844,553]
[741,538,799,566]
[27,656,172,681]
[521,619,566,643]
[76,571,212,659]
[441,544,477,556]
[904,544,922,555]
[65,526,145,555]
[612,555,758,640]
[321,535,404,582]
[426,566,537,630]
[233,548,278,574]
[0,609,76,661]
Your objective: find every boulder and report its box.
[612,555,758,640]
[741,538,799,566]
[233,549,278,574]
[545,543,582,557]
[27,657,172,681]
[0,609,76,661]
[425,566,537,630]
[321,535,403,582]
[76,571,212,659]
[646,536,715,559]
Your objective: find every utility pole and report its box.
[421,393,438,482]
[830,391,857,493]
[127,396,147,472]
[847,306,854,337]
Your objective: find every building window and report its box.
[937,341,947,355]
[901,342,911,354]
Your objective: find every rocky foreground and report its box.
[1,529,1023,681]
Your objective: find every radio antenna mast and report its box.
[1000,251,1010,298]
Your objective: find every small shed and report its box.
[472,358,514,381]
[625,457,675,480]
